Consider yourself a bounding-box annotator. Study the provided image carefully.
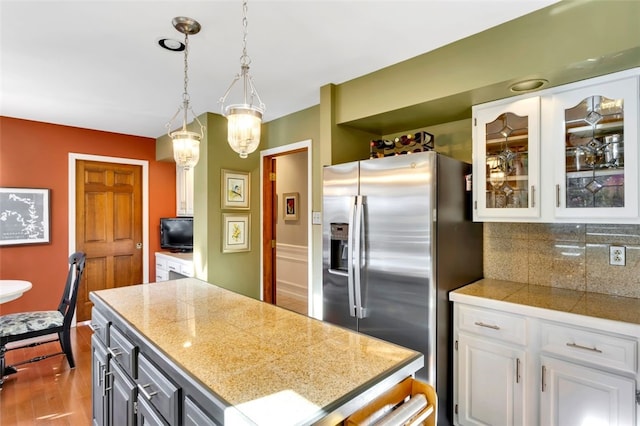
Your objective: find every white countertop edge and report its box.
[450,291,640,337]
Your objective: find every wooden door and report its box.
[262,156,277,304]
[76,160,143,322]
[262,147,308,308]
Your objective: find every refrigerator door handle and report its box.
[354,195,367,319]
[327,268,348,277]
[347,196,357,317]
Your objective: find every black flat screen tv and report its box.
[160,217,193,252]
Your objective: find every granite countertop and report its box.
[451,278,640,326]
[92,278,422,425]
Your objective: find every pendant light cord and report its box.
[240,0,250,67]
[181,32,191,128]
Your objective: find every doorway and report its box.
[261,140,312,316]
[68,154,149,322]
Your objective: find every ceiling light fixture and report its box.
[219,0,265,159]
[165,17,205,170]
[158,38,185,52]
[509,79,548,93]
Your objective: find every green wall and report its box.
[157,0,640,303]
[336,1,640,134]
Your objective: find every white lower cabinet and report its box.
[453,302,639,426]
[540,356,636,426]
[457,333,526,425]
[155,252,193,282]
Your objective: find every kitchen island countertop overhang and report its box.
[90,278,424,425]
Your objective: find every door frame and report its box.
[68,153,150,284]
[260,140,313,314]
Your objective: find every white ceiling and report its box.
[0,0,558,139]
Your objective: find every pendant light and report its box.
[165,17,205,170]
[219,0,265,159]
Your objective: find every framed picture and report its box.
[283,192,299,221]
[0,187,51,246]
[222,213,251,253]
[221,169,250,209]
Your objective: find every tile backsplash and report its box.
[483,223,640,299]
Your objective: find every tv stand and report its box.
[155,251,194,281]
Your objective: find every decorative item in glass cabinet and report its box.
[484,112,529,209]
[564,94,625,208]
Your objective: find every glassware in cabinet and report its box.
[473,96,540,220]
[553,76,638,220]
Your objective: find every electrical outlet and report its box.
[609,245,626,266]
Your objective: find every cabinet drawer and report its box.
[137,395,169,425]
[184,397,219,426]
[137,354,180,425]
[166,260,181,273]
[180,263,194,277]
[109,325,137,378]
[156,256,168,271]
[540,322,637,374]
[156,268,169,282]
[458,305,527,345]
[90,307,110,345]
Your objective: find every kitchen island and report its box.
[90,278,423,425]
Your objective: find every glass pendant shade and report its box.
[171,129,201,169]
[219,1,265,159]
[225,105,263,159]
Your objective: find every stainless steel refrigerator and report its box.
[322,151,483,425]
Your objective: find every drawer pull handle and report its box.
[105,371,113,393]
[474,321,500,330]
[566,342,602,353]
[100,366,107,396]
[108,347,123,358]
[516,358,521,384]
[89,323,100,332]
[138,383,158,400]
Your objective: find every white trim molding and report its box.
[275,243,308,303]
[260,139,315,316]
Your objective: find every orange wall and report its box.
[0,117,176,315]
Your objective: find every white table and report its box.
[0,280,33,304]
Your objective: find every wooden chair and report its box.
[0,252,86,388]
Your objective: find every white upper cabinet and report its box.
[176,165,194,217]
[550,76,639,221]
[473,96,541,221]
[473,68,640,223]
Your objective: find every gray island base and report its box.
[90,278,423,425]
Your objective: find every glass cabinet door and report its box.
[553,77,638,220]
[474,96,540,220]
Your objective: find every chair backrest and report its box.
[58,252,87,328]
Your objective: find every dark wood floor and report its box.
[0,325,93,425]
